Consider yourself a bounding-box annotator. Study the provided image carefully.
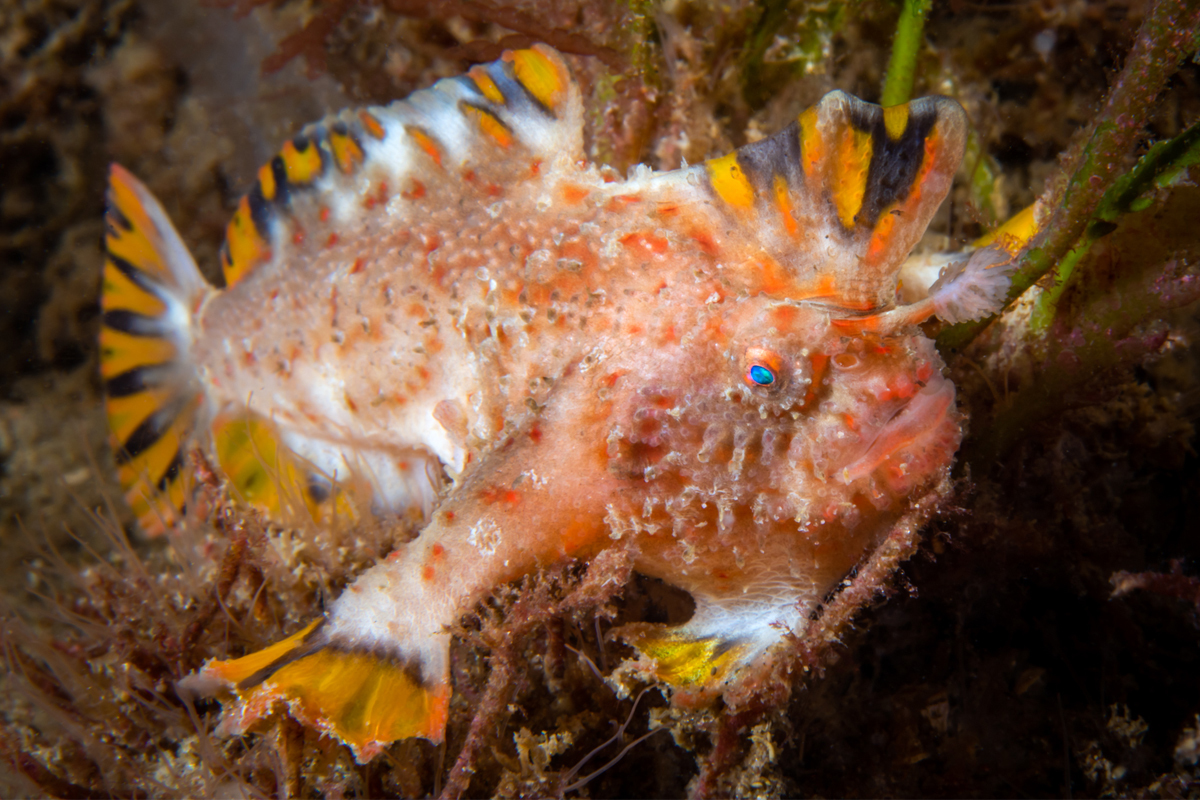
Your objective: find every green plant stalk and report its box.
[880,0,931,107]
[937,0,1200,354]
[1029,118,1200,331]
[964,193,1200,463]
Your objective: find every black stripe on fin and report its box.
[106,365,169,398]
[103,309,168,337]
[734,120,805,195]
[247,176,277,237]
[156,448,185,491]
[107,253,165,298]
[852,100,941,230]
[236,618,329,690]
[115,395,187,466]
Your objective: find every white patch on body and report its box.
[468,517,502,557]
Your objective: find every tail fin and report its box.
[101,165,211,535]
[187,620,451,762]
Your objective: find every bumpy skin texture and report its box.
[102,46,987,761]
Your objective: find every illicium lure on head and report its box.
[100,44,1015,761]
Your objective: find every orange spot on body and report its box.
[561,184,590,204]
[432,543,445,557]
[422,565,436,581]
[350,258,365,274]
[481,487,521,508]
[326,232,340,248]
[403,179,426,200]
[656,203,680,217]
[529,426,542,443]
[689,228,719,256]
[619,232,670,256]
[843,413,857,431]
[319,206,330,223]
[293,228,306,246]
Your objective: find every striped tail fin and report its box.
[101,164,212,535]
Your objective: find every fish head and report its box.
[606,294,961,532]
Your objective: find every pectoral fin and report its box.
[190,619,451,762]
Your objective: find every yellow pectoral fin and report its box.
[212,414,359,525]
[202,621,450,761]
[622,624,747,688]
[205,619,324,687]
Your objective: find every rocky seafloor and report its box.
[1,0,1198,796]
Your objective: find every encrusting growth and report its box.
[100,44,1015,761]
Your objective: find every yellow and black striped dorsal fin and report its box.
[101,165,212,535]
[218,44,582,290]
[703,90,967,310]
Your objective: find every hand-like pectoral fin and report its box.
[618,595,802,692]
[184,619,451,762]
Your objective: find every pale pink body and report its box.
[114,47,1014,757]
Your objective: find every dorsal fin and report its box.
[219,45,582,288]
[702,90,967,310]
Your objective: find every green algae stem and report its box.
[880,0,931,107]
[1030,118,1200,332]
[937,0,1200,355]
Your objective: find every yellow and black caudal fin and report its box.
[184,619,451,763]
[101,164,212,535]
[700,90,967,310]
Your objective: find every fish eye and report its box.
[742,347,786,391]
[748,364,776,386]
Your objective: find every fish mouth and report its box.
[837,372,959,491]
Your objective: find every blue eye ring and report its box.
[748,364,776,386]
[742,347,786,391]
